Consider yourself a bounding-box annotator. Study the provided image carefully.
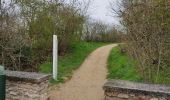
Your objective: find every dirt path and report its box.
[49,44,117,100]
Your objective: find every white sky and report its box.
[88,0,120,25]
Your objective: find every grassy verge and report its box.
[39,42,106,83]
[153,70,170,85]
[107,46,170,85]
[107,46,143,82]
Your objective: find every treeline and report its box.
[84,20,122,42]
[113,0,170,83]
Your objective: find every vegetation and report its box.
[108,45,170,85]
[1,0,170,86]
[84,20,122,43]
[111,0,170,83]
[39,42,106,83]
[0,0,89,71]
[107,46,142,82]
[0,0,120,72]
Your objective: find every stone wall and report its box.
[5,70,51,100]
[103,80,170,100]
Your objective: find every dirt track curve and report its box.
[49,44,118,100]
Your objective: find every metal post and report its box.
[53,35,58,80]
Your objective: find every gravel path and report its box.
[49,44,117,100]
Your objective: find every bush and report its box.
[0,0,87,71]
[113,0,170,83]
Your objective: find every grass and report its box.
[107,46,143,82]
[152,71,170,85]
[39,42,106,83]
[107,46,170,85]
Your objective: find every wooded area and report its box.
[112,0,170,83]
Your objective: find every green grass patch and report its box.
[39,42,106,83]
[107,46,143,82]
[152,69,170,85]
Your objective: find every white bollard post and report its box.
[53,35,58,80]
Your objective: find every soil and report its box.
[48,44,118,100]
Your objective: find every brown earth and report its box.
[49,44,118,100]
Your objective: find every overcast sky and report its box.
[88,0,120,25]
